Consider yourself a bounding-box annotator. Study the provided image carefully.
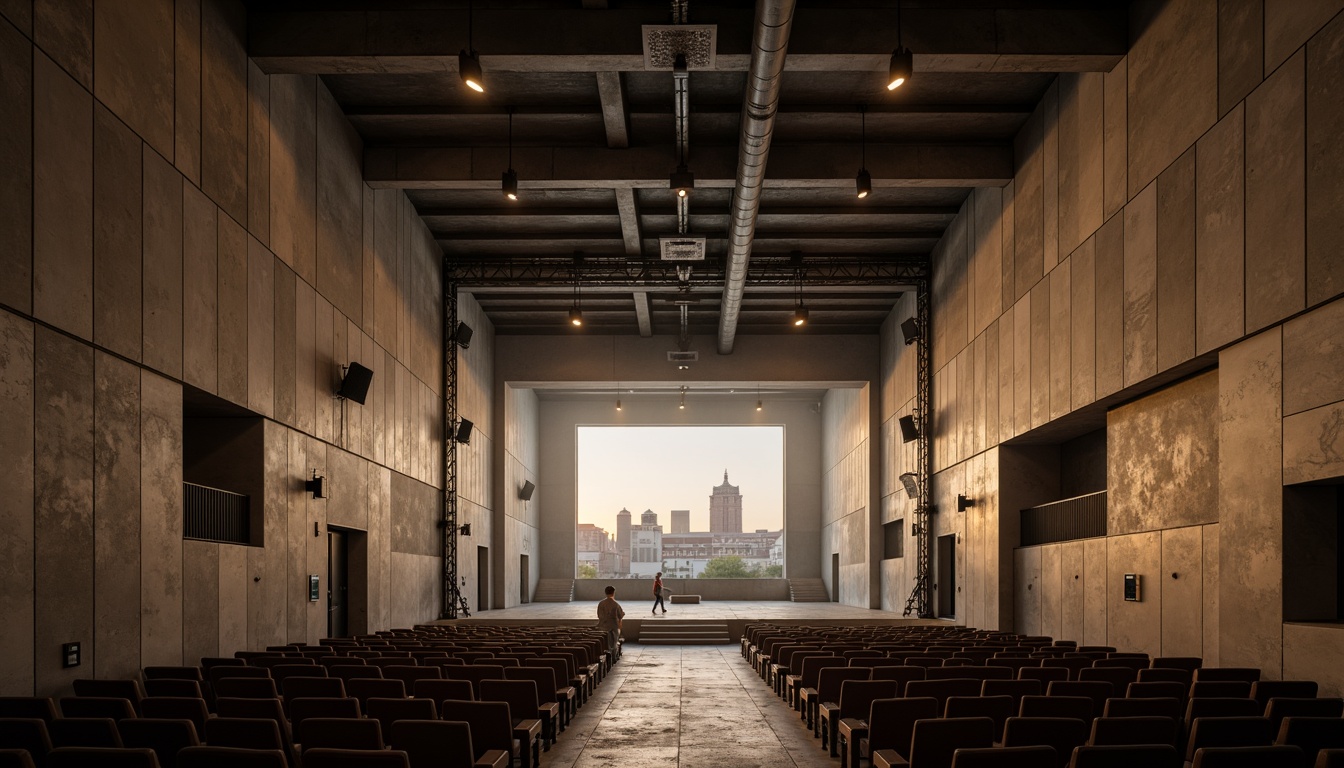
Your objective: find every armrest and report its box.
[819,701,840,717]
[799,687,818,701]
[837,717,868,738]
[556,686,576,700]
[538,702,560,717]
[513,718,542,739]
[475,750,510,768]
[872,748,909,768]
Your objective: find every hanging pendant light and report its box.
[856,105,872,199]
[569,252,584,327]
[887,1,912,90]
[459,0,484,93]
[792,255,808,327]
[502,107,518,200]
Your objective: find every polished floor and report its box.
[544,643,841,768]
[457,599,935,622]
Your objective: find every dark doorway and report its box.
[831,553,840,602]
[937,534,956,618]
[520,555,530,604]
[477,546,489,612]
[327,528,349,638]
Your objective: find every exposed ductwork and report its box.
[716,0,795,354]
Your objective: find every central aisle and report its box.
[544,644,838,768]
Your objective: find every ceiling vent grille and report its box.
[660,237,706,261]
[667,351,699,363]
[642,25,717,70]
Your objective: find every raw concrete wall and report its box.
[456,292,496,613]
[0,0,444,696]
[881,0,1344,685]
[822,386,878,608]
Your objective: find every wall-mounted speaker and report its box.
[898,414,919,443]
[455,418,474,444]
[520,480,536,501]
[454,322,474,349]
[338,362,374,404]
[900,317,920,345]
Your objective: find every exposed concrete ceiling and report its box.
[246,1,1126,337]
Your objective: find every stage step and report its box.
[788,578,831,602]
[639,621,731,645]
[532,578,574,602]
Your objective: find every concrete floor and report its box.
[456,599,937,622]
[543,643,838,768]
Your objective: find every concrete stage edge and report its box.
[424,600,963,643]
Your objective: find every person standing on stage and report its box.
[652,572,667,614]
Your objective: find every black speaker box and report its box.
[455,418,474,444]
[338,362,374,404]
[520,480,536,501]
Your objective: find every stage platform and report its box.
[427,600,958,643]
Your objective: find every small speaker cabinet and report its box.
[1123,573,1142,602]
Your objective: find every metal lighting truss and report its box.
[450,255,929,288]
[903,279,933,618]
[442,274,462,619]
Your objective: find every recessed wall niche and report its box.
[183,386,265,545]
[1283,483,1343,623]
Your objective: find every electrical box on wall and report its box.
[1124,573,1142,602]
[62,642,81,668]
[309,575,320,602]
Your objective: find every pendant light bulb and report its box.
[502,169,518,201]
[756,399,763,412]
[569,307,583,327]
[856,169,872,199]
[459,50,484,93]
[616,398,622,412]
[887,49,912,90]
[793,307,809,327]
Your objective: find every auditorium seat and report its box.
[116,718,199,768]
[873,716,994,768]
[364,699,437,747]
[0,700,59,725]
[1276,717,1344,768]
[300,749,410,768]
[0,718,52,766]
[137,699,208,738]
[1001,717,1089,768]
[1185,716,1276,762]
[1191,745,1304,768]
[296,718,383,755]
[1086,715,1177,748]
[1066,743,1180,768]
[45,747,160,768]
[175,746,287,768]
[950,745,1058,767]
[831,680,900,765]
[387,720,508,768]
[1265,698,1344,734]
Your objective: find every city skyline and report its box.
[576,426,785,534]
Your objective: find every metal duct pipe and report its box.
[716,0,795,354]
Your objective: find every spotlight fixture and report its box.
[569,307,584,327]
[453,322,474,349]
[669,53,694,198]
[792,307,809,327]
[887,1,912,90]
[669,165,695,198]
[569,252,584,327]
[899,472,919,499]
[459,523,472,536]
[856,105,872,199]
[900,317,920,345]
[791,253,808,327]
[305,470,326,500]
[957,494,974,512]
[756,400,763,412]
[459,0,484,93]
[898,414,920,443]
[679,386,687,410]
[616,398,623,411]
[502,107,518,200]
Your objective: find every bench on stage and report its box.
[670,594,701,604]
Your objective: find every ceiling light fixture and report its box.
[679,386,687,410]
[792,252,808,327]
[459,0,484,93]
[616,398,622,411]
[669,53,694,198]
[502,106,518,201]
[569,252,584,327]
[756,383,763,412]
[856,104,872,199]
[888,1,912,90]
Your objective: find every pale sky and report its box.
[576,426,785,534]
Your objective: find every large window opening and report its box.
[576,426,785,578]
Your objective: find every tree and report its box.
[698,556,752,578]
[577,563,597,579]
[762,564,783,578]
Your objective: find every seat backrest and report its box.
[1193,668,1261,684]
[117,718,201,766]
[904,679,983,711]
[1151,657,1202,673]
[203,717,285,753]
[1018,667,1069,685]
[1251,681,1319,709]
[438,700,513,756]
[1087,715,1178,747]
[1190,745,1305,768]
[1190,681,1253,699]
[141,680,202,700]
[175,746,287,768]
[1018,695,1093,720]
[58,698,136,721]
[383,668,441,687]
[478,680,538,717]
[1264,698,1344,734]
[139,698,208,735]
[816,668,870,703]
[442,667,506,698]
[1125,681,1186,701]
[45,747,159,768]
[1102,696,1182,722]
[504,668,559,704]
[206,667,269,689]
[1184,697,1263,735]
[981,679,1042,707]
[47,719,122,749]
[1186,716,1276,761]
[269,666,326,682]
[837,680,899,719]
[869,666,927,695]
[1314,748,1344,768]
[328,666,380,682]
[1080,667,1137,691]
[1275,717,1344,767]
[387,720,475,768]
[865,697,939,759]
[281,677,345,702]
[0,717,53,763]
[211,679,278,700]
[142,668,203,683]
[345,679,405,707]
[944,696,1015,740]
[1045,681,1112,719]
[365,698,437,741]
[1138,668,1193,686]
[297,718,383,753]
[1001,716,1089,768]
[0,699,60,724]
[289,698,362,732]
[798,657,845,688]
[71,681,143,714]
[1067,744,1181,768]
[412,679,473,704]
[907,716,995,768]
[948,744,1057,767]
[299,748,410,768]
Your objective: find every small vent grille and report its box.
[184,483,251,545]
[659,237,706,261]
[667,351,699,362]
[1020,491,1107,546]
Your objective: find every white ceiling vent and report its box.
[667,351,699,363]
[660,237,706,261]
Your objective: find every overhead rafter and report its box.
[595,72,629,148]
[447,255,928,287]
[248,7,1126,75]
[633,291,653,336]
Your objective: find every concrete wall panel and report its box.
[140,371,183,667]
[1305,11,1344,306]
[1245,49,1306,333]
[1013,295,1031,437]
[94,0,173,160]
[1202,524,1219,665]
[316,86,365,325]
[1157,148,1197,371]
[1218,329,1283,673]
[0,313,34,695]
[1107,531,1161,655]
[1103,59,1128,221]
[199,0,246,223]
[971,187,1003,339]
[142,147,183,378]
[1283,298,1344,416]
[1265,0,1344,72]
[247,236,274,417]
[1160,526,1203,657]
[1083,536,1108,646]
[182,185,219,392]
[1127,0,1218,197]
[217,216,248,405]
[247,59,270,245]
[998,306,1015,440]
[1060,540,1085,646]
[1217,0,1264,116]
[1070,238,1096,409]
[1284,623,1344,699]
[294,279,316,435]
[174,0,200,183]
[269,75,315,279]
[1283,402,1344,485]
[1123,182,1158,386]
[33,0,91,89]
[1057,73,1104,258]
[1195,104,1246,354]
[1014,546,1041,636]
[273,263,296,426]
[218,543,247,657]
[1050,260,1072,420]
[182,540,218,664]
[93,105,143,361]
[0,17,32,314]
[314,295,335,443]
[1094,215,1124,399]
[1041,543,1062,640]
[1043,82,1059,273]
[93,352,142,680]
[1014,107,1045,302]
[33,329,94,697]
[1001,181,1016,313]
[33,52,92,340]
